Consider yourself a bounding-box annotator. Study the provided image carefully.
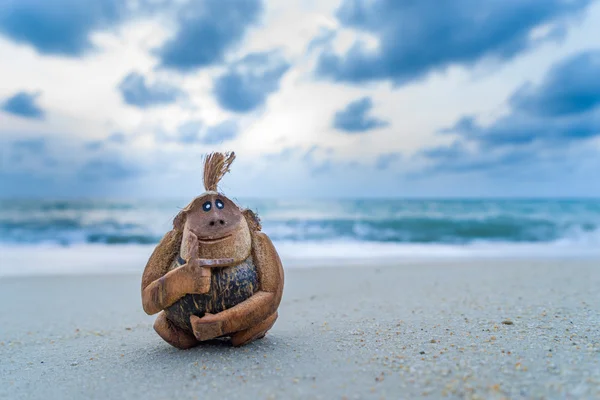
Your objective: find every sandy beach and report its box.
[1,259,599,400]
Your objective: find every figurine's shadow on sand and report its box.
[156,337,243,355]
[128,334,291,365]
[183,337,234,349]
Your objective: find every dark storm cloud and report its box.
[333,97,389,133]
[423,50,600,174]
[213,51,290,113]
[156,0,263,72]
[0,0,125,56]
[118,72,183,108]
[2,91,45,119]
[510,50,600,117]
[315,0,593,85]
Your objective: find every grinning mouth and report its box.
[197,233,232,244]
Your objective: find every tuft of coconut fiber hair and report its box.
[203,151,236,192]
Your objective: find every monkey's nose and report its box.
[209,219,226,227]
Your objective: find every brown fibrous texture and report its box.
[203,151,236,192]
[243,209,262,231]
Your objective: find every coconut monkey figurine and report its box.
[141,151,284,349]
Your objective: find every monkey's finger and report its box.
[185,231,200,259]
[198,312,220,323]
[197,258,235,267]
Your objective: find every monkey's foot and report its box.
[154,311,199,350]
[231,312,278,347]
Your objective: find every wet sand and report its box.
[1,260,599,399]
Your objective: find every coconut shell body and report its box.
[164,255,259,333]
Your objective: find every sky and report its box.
[1,0,600,199]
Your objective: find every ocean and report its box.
[1,198,599,275]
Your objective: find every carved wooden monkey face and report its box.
[184,193,243,241]
[176,193,252,264]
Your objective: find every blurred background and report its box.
[1,0,600,275]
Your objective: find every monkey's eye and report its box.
[202,201,212,212]
[215,199,224,209]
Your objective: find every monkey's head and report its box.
[173,152,261,266]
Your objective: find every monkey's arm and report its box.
[142,230,233,315]
[191,231,284,340]
[141,230,190,315]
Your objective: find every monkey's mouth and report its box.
[197,234,232,244]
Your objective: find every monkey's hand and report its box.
[141,255,233,315]
[181,258,233,294]
[181,230,233,294]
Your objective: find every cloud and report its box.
[306,27,336,55]
[85,141,104,151]
[85,132,128,151]
[4,138,47,164]
[213,50,290,113]
[421,142,534,174]
[0,134,149,197]
[78,157,141,181]
[108,132,127,144]
[375,153,401,170]
[118,72,183,108]
[333,96,389,133]
[2,91,45,119]
[510,51,600,116]
[423,50,600,175]
[157,0,263,72]
[445,112,600,147]
[263,145,361,177]
[176,120,204,144]
[203,120,239,144]
[172,119,239,144]
[262,146,301,163]
[4,136,135,180]
[314,0,593,85]
[0,0,125,56]
[11,138,46,153]
[301,145,336,175]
